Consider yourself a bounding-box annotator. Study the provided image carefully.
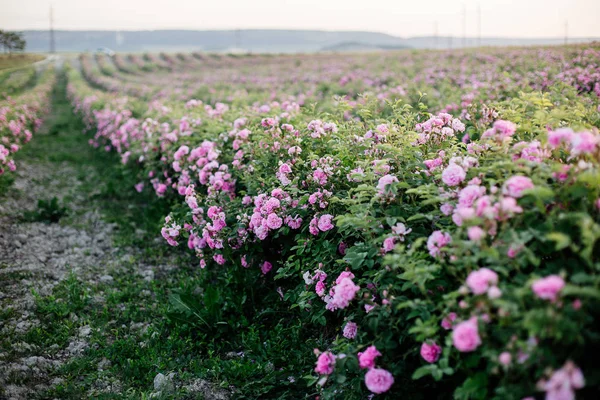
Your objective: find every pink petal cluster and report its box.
[358,345,381,369]
[364,368,394,394]
[427,230,452,258]
[441,164,467,186]
[376,174,399,195]
[538,361,584,400]
[420,342,442,363]
[532,275,565,301]
[441,312,457,330]
[314,351,336,375]
[466,268,499,295]
[503,176,534,198]
[343,321,357,339]
[452,319,482,352]
[328,274,360,310]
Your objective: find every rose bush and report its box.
[67,45,600,399]
[0,67,55,177]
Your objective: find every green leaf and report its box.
[412,365,435,380]
[545,232,571,250]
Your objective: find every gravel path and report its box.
[0,72,231,399]
[0,147,120,399]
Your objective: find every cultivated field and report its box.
[1,45,600,399]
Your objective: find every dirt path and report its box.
[0,68,124,399]
[0,73,230,400]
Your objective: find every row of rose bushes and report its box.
[0,66,37,97]
[66,51,600,399]
[0,67,55,177]
[84,45,600,115]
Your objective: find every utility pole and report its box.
[49,5,56,53]
[462,3,467,48]
[477,3,481,47]
[235,29,241,49]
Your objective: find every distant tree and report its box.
[0,31,26,55]
[0,30,6,53]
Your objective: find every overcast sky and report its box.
[1,0,599,38]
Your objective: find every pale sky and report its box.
[1,0,599,38]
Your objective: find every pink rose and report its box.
[342,322,357,339]
[441,312,457,330]
[364,368,394,394]
[278,163,292,174]
[441,164,466,187]
[330,277,360,310]
[335,271,355,284]
[466,268,498,295]
[261,261,272,275]
[570,131,598,156]
[467,226,485,241]
[314,351,335,375]
[376,174,399,195]
[427,230,452,258]
[548,128,573,148]
[266,213,283,229]
[358,345,381,369]
[498,352,511,366]
[382,236,396,253]
[493,120,517,137]
[452,320,482,352]
[503,176,534,198]
[420,342,442,363]
[532,275,565,301]
[317,214,334,231]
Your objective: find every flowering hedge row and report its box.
[0,66,37,97]
[0,67,55,176]
[66,46,600,399]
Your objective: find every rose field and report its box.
[1,45,600,399]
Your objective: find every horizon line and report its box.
[11,28,600,41]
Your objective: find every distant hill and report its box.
[18,29,600,53]
[320,41,410,52]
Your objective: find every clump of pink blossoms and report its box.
[481,119,517,142]
[376,174,398,196]
[327,272,360,310]
[537,361,584,400]
[532,275,565,302]
[358,345,381,369]
[466,268,499,295]
[261,261,272,275]
[309,214,335,236]
[314,351,336,375]
[427,230,452,258]
[441,164,466,187]
[503,175,534,198]
[364,368,394,394]
[420,342,442,363]
[343,321,357,339]
[452,319,482,352]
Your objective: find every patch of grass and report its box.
[22,197,69,223]
[27,272,90,348]
[0,173,15,197]
[0,54,45,70]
